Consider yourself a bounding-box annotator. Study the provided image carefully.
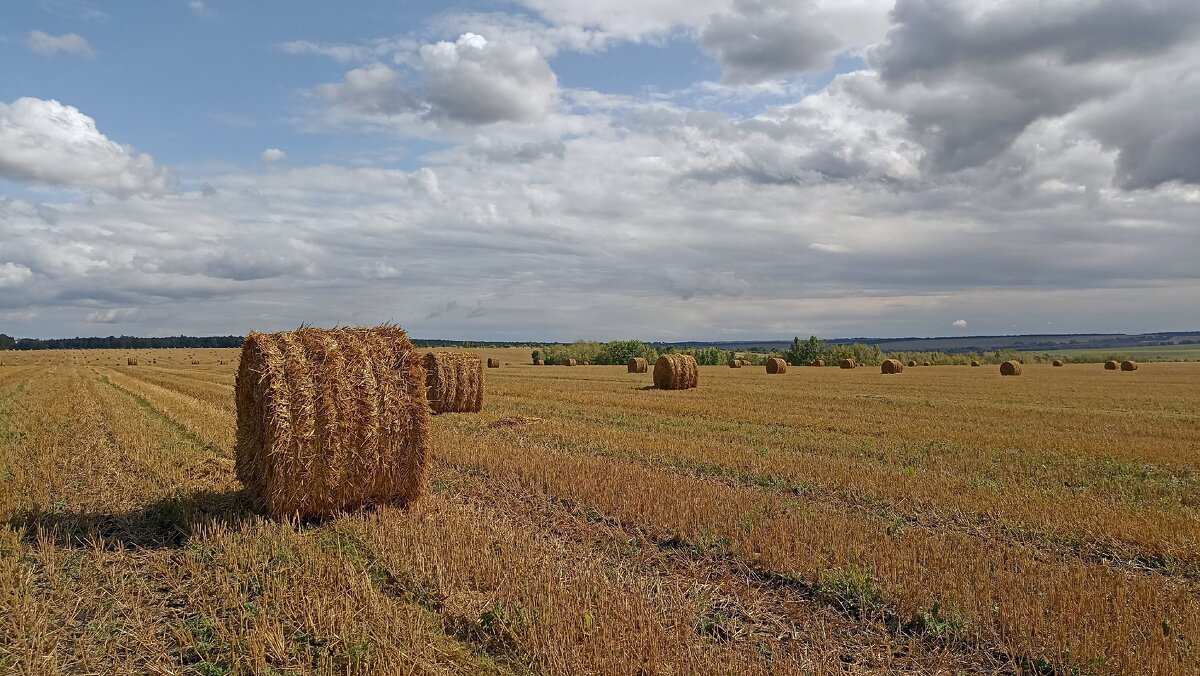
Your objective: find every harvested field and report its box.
[1,349,1199,674]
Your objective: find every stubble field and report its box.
[0,348,1197,674]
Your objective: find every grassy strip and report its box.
[98,374,226,457]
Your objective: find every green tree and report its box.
[783,336,824,365]
[0,333,14,350]
[598,340,657,365]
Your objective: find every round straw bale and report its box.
[839,358,856,369]
[1104,360,1119,370]
[728,358,743,368]
[534,359,544,366]
[424,351,484,414]
[235,326,429,518]
[1120,360,1138,371]
[1052,360,1063,367]
[907,360,917,367]
[628,357,648,373]
[564,358,577,367]
[487,358,500,368]
[765,357,787,374]
[1000,360,1022,376]
[127,357,138,366]
[881,359,904,374]
[653,354,699,390]
[922,361,932,367]
[971,360,980,367]
[809,359,825,367]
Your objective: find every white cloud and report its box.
[701,0,841,83]
[25,30,95,57]
[187,0,208,15]
[0,98,171,195]
[0,263,34,288]
[952,319,967,328]
[809,242,855,253]
[84,308,137,323]
[260,148,287,163]
[314,33,558,128]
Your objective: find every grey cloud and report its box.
[701,0,841,84]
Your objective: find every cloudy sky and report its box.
[2,0,1198,341]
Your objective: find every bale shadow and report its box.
[8,488,254,551]
[636,385,659,391]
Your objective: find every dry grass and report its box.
[235,327,430,518]
[2,351,1199,673]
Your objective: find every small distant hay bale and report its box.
[839,358,856,369]
[1000,360,1022,376]
[564,358,577,367]
[235,326,429,518]
[881,359,904,374]
[653,354,699,390]
[487,358,500,368]
[628,357,648,373]
[971,360,980,367]
[809,359,825,367]
[127,357,138,366]
[727,358,743,368]
[1052,360,1063,367]
[424,351,484,414]
[765,357,787,374]
[1104,360,1119,370]
[583,361,591,366]
[907,360,917,367]
[534,359,545,366]
[1120,360,1138,371]
[191,360,201,365]
[922,361,932,367]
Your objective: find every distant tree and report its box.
[0,333,14,350]
[783,336,824,365]
[531,349,540,364]
[598,340,657,365]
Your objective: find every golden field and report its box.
[1,348,1197,674]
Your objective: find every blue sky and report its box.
[1,0,1198,340]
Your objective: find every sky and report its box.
[1,0,1198,341]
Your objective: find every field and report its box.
[1036,344,1200,362]
[1,349,1198,674]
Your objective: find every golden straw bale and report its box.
[1052,360,1063,367]
[534,359,544,366]
[1121,360,1138,371]
[971,360,980,367]
[653,354,699,390]
[881,359,904,374]
[839,358,856,369]
[564,358,577,367]
[809,359,825,367]
[487,358,500,368]
[127,357,138,366]
[424,351,484,414]
[922,361,932,367]
[728,358,743,369]
[1104,360,1119,370]
[628,357,648,373]
[235,326,429,518]
[765,357,787,374]
[1000,360,1022,376]
[907,360,917,367]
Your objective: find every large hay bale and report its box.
[127,357,138,366]
[881,359,904,374]
[1104,360,1119,370]
[1052,360,1063,367]
[487,358,500,368]
[564,358,577,367]
[809,359,825,367]
[235,326,429,518]
[1121,360,1138,371]
[653,354,699,390]
[907,360,917,367]
[424,351,484,414]
[1000,360,1022,376]
[728,358,743,368]
[839,358,856,369]
[628,357,648,373]
[765,357,787,374]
